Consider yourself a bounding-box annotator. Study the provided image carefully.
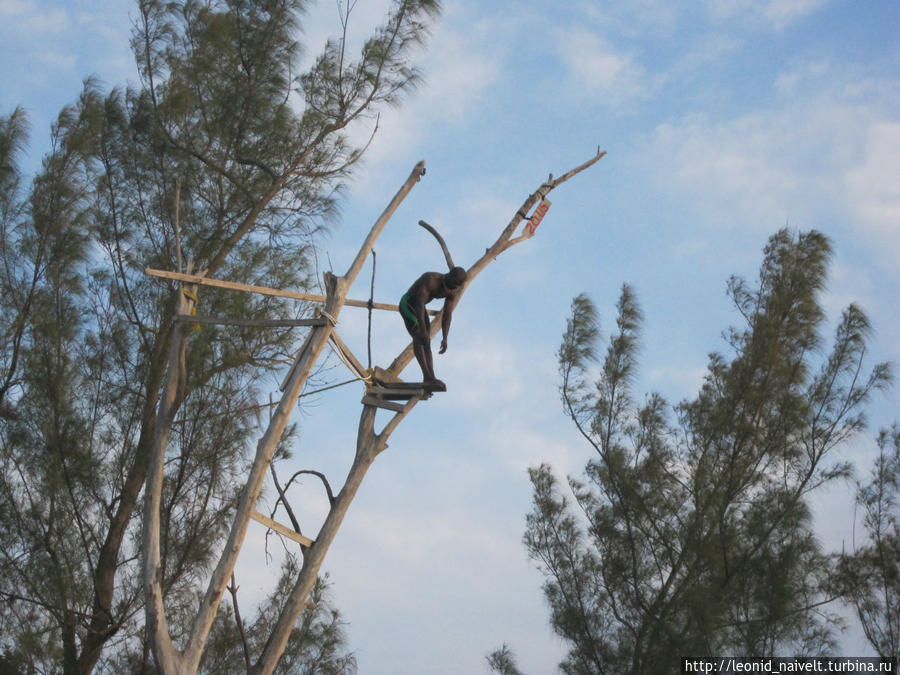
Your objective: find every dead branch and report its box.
[227,574,251,673]
[269,465,303,534]
[418,220,455,269]
[279,470,336,506]
[388,147,606,375]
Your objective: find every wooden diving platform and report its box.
[361,367,445,410]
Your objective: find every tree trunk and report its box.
[144,162,426,673]
[142,150,604,672]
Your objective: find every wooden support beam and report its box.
[328,330,367,380]
[250,510,314,548]
[372,366,401,384]
[175,315,327,328]
[147,268,438,315]
[360,395,406,413]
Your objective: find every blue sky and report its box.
[2,0,899,672]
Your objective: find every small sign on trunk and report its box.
[525,199,551,236]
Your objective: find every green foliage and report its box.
[487,642,525,675]
[203,563,356,674]
[525,229,892,674]
[833,426,900,659]
[0,0,440,670]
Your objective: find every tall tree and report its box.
[525,230,892,673]
[0,0,439,671]
[141,142,604,670]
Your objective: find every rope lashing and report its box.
[318,309,338,326]
[181,286,200,331]
[182,287,198,315]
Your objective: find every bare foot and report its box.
[424,378,446,391]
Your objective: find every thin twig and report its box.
[270,464,303,534]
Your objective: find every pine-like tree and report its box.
[525,229,892,673]
[833,426,900,659]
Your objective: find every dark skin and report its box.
[401,268,466,388]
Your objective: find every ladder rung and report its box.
[250,510,314,548]
[361,395,406,412]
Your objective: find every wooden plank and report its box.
[372,366,401,384]
[250,510,314,548]
[360,395,406,413]
[367,387,420,401]
[367,386,433,401]
[371,381,434,391]
[175,315,327,328]
[146,268,438,315]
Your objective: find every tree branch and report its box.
[228,574,252,673]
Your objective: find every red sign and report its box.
[524,199,551,236]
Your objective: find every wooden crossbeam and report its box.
[146,268,438,315]
[250,510,314,548]
[175,315,327,328]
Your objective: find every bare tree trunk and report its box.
[143,285,195,673]
[255,397,416,672]
[255,149,607,674]
[143,149,604,672]
[143,162,426,673]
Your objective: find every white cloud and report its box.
[553,26,650,106]
[0,1,68,33]
[845,122,900,267]
[649,113,806,229]
[761,0,829,30]
[346,7,503,200]
[0,0,28,15]
[706,0,828,31]
[35,50,77,70]
[648,365,708,400]
[644,91,898,249]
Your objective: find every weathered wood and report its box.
[372,366,401,384]
[250,510,314,548]
[146,268,438,315]
[175,315,327,328]
[254,151,607,675]
[360,395,406,412]
[328,330,368,379]
[187,162,427,674]
[366,386,431,401]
